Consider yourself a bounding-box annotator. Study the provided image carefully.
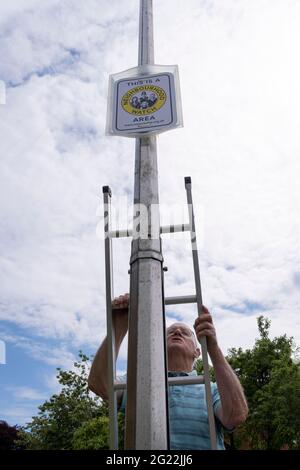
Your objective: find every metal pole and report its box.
[102,186,119,449]
[125,0,168,450]
[184,177,218,450]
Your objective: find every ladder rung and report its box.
[168,375,205,386]
[109,229,132,238]
[165,295,197,305]
[114,375,204,391]
[109,224,190,239]
[160,223,190,234]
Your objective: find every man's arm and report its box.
[208,346,248,429]
[88,294,129,401]
[194,306,248,429]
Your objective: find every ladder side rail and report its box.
[103,186,119,450]
[184,177,218,450]
[162,250,171,450]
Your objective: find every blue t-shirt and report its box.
[118,371,228,450]
[168,370,225,450]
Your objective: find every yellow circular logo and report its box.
[121,85,166,116]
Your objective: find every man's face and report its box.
[167,322,200,361]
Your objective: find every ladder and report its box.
[102,176,218,450]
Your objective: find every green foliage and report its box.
[226,316,300,449]
[19,352,107,450]
[17,316,300,450]
[72,413,125,450]
[194,358,215,381]
[72,416,110,450]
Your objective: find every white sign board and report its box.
[106,65,183,137]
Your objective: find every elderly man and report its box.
[88,294,248,450]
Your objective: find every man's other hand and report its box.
[112,293,129,311]
[193,305,218,353]
[111,293,129,333]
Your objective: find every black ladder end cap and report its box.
[102,185,112,195]
[184,176,192,185]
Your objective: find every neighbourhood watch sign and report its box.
[106,65,183,137]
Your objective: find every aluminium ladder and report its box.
[102,176,217,450]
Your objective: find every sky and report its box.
[1,0,300,427]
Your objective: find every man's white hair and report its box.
[167,322,198,347]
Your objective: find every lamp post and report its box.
[125,0,169,450]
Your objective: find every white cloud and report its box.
[0,0,57,25]
[1,405,35,420]
[1,332,77,369]
[0,0,300,384]
[6,386,47,401]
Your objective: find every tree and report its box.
[0,421,24,450]
[72,413,125,450]
[17,317,299,450]
[19,352,124,450]
[226,316,300,449]
[194,358,215,380]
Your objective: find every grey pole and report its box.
[125,0,168,450]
